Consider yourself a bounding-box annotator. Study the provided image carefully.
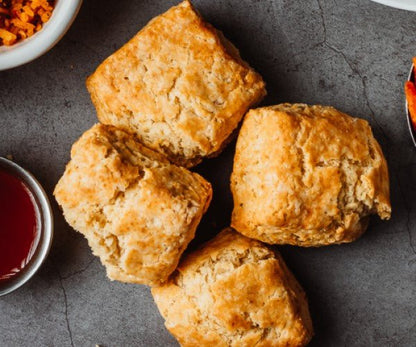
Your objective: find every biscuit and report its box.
[152,228,313,347]
[54,124,212,286]
[86,0,266,167]
[231,103,391,247]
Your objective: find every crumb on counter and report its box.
[0,0,54,46]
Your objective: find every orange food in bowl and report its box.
[405,57,416,131]
[0,0,54,46]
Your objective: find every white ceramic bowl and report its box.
[405,64,416,146]
[0,0,82,71]
[0,157,53,296]
[371,0,416,11]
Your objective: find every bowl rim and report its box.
[0,157,54,296]
[405,63,416,147]
[371,0,416,11]
[0,0,83,71]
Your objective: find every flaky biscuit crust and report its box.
[54,124,212,286]
[231,104,391,247]
[86,0,266,167]
[152,229,313,347]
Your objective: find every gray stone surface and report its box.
[0,0,415,345]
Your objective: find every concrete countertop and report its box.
[1,0,415,345]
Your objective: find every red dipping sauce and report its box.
[0,168,40,282]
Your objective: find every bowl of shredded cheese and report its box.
[0,0,82,70]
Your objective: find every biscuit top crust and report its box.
[152,229,313,346]
[231,104,391,240]
[54,124,212,286]
[86,0,266,167]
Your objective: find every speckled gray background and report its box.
[0,0,415,346]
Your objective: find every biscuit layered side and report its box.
[54,124,212,286]
[86,0,266,168]
[152,228,313,347]
[231,103,391,247]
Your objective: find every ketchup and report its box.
[0,168,39,282]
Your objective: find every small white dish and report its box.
[370,0,416,11]
[0,157,53,296]
[0,0,82,71]
[405,64,416,146]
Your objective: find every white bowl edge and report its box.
[370,0,416,11]
[0,0,82,70]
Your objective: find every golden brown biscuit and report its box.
[54,124,212,286]
[152,228,313,347]
[86,0,266,167]
[231,104,391,247]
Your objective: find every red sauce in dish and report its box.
[0,168,39,282]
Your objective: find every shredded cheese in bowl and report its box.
[0,0,55,46]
